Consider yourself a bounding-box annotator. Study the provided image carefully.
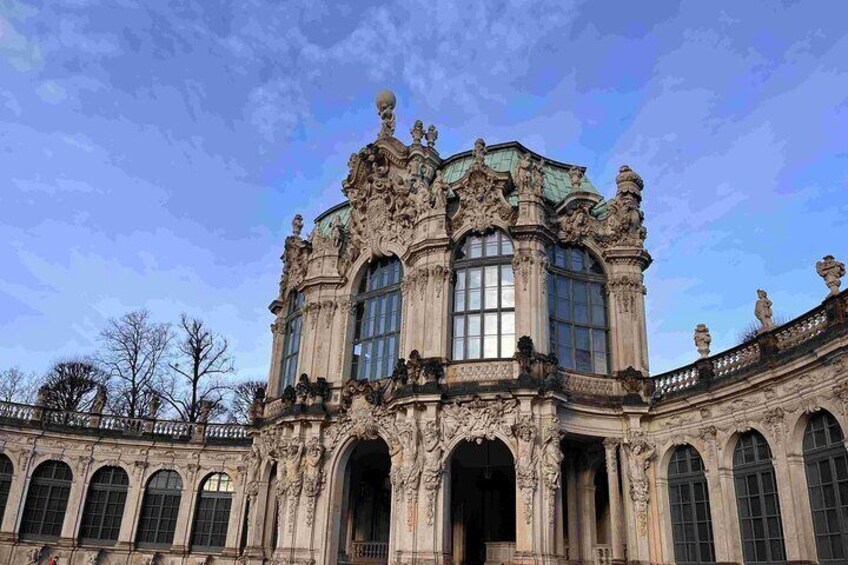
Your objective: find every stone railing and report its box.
[593,544,612,565]
[349,540,389,562]
[562,371,624,397]
[0,401,250,444]
[485,541,516,565]
[653,290,847,399]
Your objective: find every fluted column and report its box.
[603,438,625,563]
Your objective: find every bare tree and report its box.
[161,314,235,423]
[227,379,265,423]
[0,366,39,404]
[39,358,107,412]
[736,313,789,345]
[97,309,171,418]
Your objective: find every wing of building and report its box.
[1,92,847,565]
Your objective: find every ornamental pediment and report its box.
[449,138,516,234]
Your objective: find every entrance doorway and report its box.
[339,439,392,564]
[449,440,516,565]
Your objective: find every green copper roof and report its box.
[312,142,602,233]
[440,145,598,203]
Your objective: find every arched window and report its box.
[733,431,786,564]
[803,411,848,563]
[191,472,234,551]
[137,470,182,548]
[668,445,715,564]
[20,460,73,540]
[452,231,515,360]
[548,245,609,374]
[79,466,129,545]
[281,290,305,389]
[0,454,12,525]
[351,257,403,380]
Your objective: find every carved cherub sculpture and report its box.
[754,289,775,332]
[694,324,712,358]
[816,255,846,296]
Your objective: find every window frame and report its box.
[350,256,403,381]
[136,470,183,549]
[733,431,787,564]
[451,230,516,361]
[803,411,848,564]
[19,460,73,541]
[78,465,129,546]
[667,445,716,565]
[0,454,13,527]
[547,244,610,375]
[190,473,234,552]
[280,290,305,390]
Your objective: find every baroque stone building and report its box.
[1,91,847,565]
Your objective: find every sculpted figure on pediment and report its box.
[450,139,515,234]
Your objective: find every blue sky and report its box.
[1,0,846,379]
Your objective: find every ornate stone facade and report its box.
[0,92,846,565]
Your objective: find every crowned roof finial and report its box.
[375,90,397,140]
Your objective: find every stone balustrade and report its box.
[0,401,250,444]
[653,288,847,399]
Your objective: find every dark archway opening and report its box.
[450,440,516,565]
[340,439,392,565]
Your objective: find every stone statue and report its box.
[817,255,845,296]
[302,438,325,525]
[36,385,49,408]
[755,289,775,333]
[410,119,424,145]
[626,437,655,534]
[541,420,563,526]
[291,214,303,237]
[330,215,345,249]
[91,385,107,414]
[513,417,537,523]
[569,166,584,190]
[425,124,438,148]
[86,550,101,565]
[420,420,445,524]
[27,547,42,565]
[430,170,448,211]
[472,138,486,166]
[694,324,711,358]
[248,385,266,421]
[147,392,161,419]
[375,90,396,139]
[197,400,213,424]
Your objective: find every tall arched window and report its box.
[351,257,403,380]
[281,290,305,389]
[452,231,515,360]
[137,470,183,548]
[20,460,73,540]
[548,245,609,374]
[803,411,848,563]
[0,454,12,525]
[668,445,715,564]
[191,472,234,551]
[79,465,129,545]
[733,431,786,564]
